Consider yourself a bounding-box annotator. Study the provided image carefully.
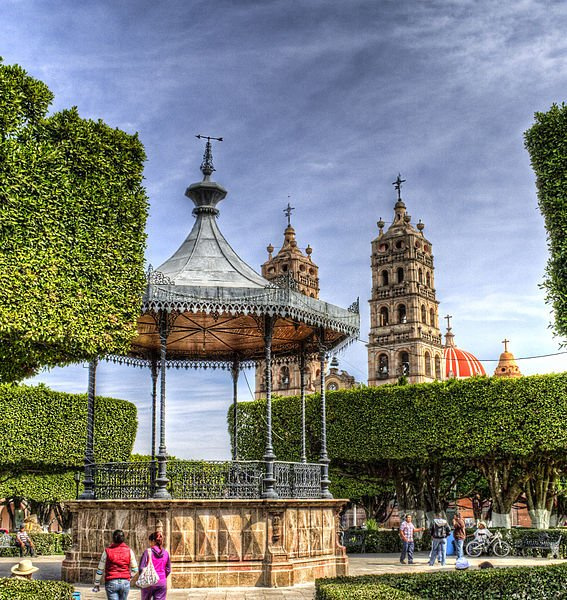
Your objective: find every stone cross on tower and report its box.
[445,314,453,330]
[502,338,510,352]
[392,173,406,200]
[284,202,295,226]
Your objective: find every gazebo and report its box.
[62,139,360,588]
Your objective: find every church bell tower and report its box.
[367,175,443,386]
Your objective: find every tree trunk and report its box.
[477,458,529,529]
[524,459,558,529]
[491,512,511,528]
[528,508,551,529]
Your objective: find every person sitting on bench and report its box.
[15,525,35,557]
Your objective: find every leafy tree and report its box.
[525,103,567,340]
[0,59,148,382]
[235,374,567,528]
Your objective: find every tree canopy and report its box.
[525,103,567,341]
[234,374,567,527]
[0,59,149,382]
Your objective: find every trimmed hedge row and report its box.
[316,563,567,599]
[0,533,72,557]
[0,384,137,469]
[235,374,567,462]
[0,579,73,600]
[345,528,567,557]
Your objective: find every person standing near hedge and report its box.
[428,513,451,567]
[452,512,466,560]
[93,529,138,599]
[399,514,423,565]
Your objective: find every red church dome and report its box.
[443,319,486,379]
[444,346,486,378]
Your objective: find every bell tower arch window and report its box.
[426,272,431,287]
[425,351,432,377]
[397,304,407,324]
[378,354,389,379]
[421,305,426,323]
[397,267,404,283]
[399,351,410,376]
[380,306,389,326]
[430,308,435,327]
[381,270,389,286]
[280,365,290,388]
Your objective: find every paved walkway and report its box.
[0,553,564,599]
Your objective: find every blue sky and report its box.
[3,0,567,459]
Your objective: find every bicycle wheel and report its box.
[492,540,511,557]
[466,540,483,557]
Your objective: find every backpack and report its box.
[433,521,448,538]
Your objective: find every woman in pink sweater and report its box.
[138,531,171,600]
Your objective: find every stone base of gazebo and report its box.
[62,498,348,588]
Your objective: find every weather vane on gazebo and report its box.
[392,173,406,200]
[284,199,295,226]
[195,134,223,177]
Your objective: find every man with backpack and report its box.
[428,513,451,566]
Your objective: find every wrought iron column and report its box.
[231,357,240,461]
[150,358,158,461]
[80,358,97,500]
[153,313,172,499]
[299,346,307,464]
[262,314,278,498]
[319,329,333,499]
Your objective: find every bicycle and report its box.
[465,531,511,557]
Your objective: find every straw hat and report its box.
[11,559,39,576]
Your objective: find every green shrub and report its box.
[0,384,137,469]
[343,529,432,554]
[317,579,414,599]
[0,578,73,600]
[0,533,72,557]
[316,563,567,599]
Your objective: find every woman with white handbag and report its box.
[137,531,171,599]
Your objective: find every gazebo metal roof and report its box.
[124,140,359,366]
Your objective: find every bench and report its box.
[0,532,18,551]
[514,532,562,558]
[341,529,367,553]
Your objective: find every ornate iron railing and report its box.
[92,459,321,500]
[274,462,321,499]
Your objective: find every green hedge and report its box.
[316,563,567,599]
[0,59,148,383]
[344,527,567,557]
[344,529,431,554]
[0,533,72,557]
[0,384,137,469]
[235,374,567,462]
[525,103,567,340]
[0,579,73,600]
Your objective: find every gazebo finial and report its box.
[195,134,223,180]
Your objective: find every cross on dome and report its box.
[502,338,510,352]
[392,173,406,200]
[445,314,453,330]
[284,201,295,226]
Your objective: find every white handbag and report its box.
[136,548,160,588]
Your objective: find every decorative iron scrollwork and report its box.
[266,273,300,291]
[91,459,321,500]
[146,265,174,285]
[347,297,360,314]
